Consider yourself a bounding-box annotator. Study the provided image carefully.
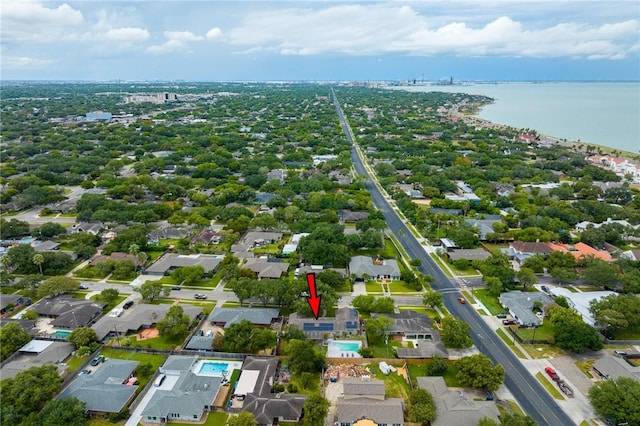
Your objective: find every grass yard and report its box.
[66,354,90,373]
[520,343,567,359]
[407,361,461,387]
[495,328,527,359]
[288,371,320,394]
[223,369,242,406]
[369,339,413,358]
[98,348,167,389]
[126,333,186,351]
[612,326,640,340]
[387,280,422,293]
[156,411,228,426]
[472,289,504,315]
[513,323,554,342]
[534,372,565,400]
[575,360,596,378]
[397,306,439,319]
[365,363,411,400]
[365,281,385,293]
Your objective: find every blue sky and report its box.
[2,1,639,81]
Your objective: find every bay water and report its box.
[394,82,639,154]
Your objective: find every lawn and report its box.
[154,411,228,426]
[365,363,411,400]
[90,294,128,313]
[223,369,242,406]
[365,281,385,293]
[66,353,90,373]
[369,339,413,358]
[98,348,167,389]
[534,372,565,400]
[407,361,461,387]
[495,328,527,359]
[387,280,422,293]
[397,306,441,319]
[124,333,186,351]
[575,360,595,378]
[472,289,504,315]
[612,326,640,340]
[513,323,554,342]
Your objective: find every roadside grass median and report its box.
[495,328,527,359]
[534,372,565,400]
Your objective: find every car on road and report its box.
[79,369,91,375]
[457,297,466,304]
[79,284,89,290]
[90,355,105,366]
[194,293,207,299]
[122,300,134,310]
[544,366,559,381]
[614,350,628,356]
[541,285,550,293]
[171,286,181,290]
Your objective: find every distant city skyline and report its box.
[2,1,639,81]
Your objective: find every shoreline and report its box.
[467,112,640,161]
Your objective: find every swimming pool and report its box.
[327,340,362,358]
[198,361,229,376]
[52,330,71,339]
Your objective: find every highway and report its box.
[332,89,575,426]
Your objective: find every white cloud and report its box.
[147,30,204,54]
[206,27,223,40]
[104,27,150,43]
[1,1,84,43]
[2,55,53,68]
[223,5,639,59]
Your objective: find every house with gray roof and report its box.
[288,307,360,340]
[446,248,492,262]
[593,355,640,381]
[91,303,201,342]
[0,340,74,379]
[147,226,192,243]
[348,256,400,281]
[30,295,105,329]
[503,241,554,264]
[0,294,29,315]
[233,356,307,426]
[242,258,289,279]
[142,356,223,424]
[336,377,404,426]
[58,359,139,414]
[208,307,280,329]
[146,253,224,276]
[465,216,503,241]
[371,310,448,359]
[417,376,500,426]
[499,291,554,327]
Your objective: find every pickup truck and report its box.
[545,366,560,381]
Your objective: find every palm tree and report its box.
[137,252,148,274]
[32,253,44,275]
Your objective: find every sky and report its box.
[1,1,639,81]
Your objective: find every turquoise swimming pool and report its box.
[197,361,229,376]
[52,330,71,339]
[327,340,362,358]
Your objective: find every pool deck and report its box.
[326,340,363,358]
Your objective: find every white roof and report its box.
[549,287,616,326]
[235,370,260,396]
[20,340,53,353]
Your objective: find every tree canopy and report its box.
[0,322,32,362]
[588,376,640,426]
[456,354,505,391]
[441,316,473,349]
[157,306,191,340]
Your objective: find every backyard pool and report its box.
[52,330,71,340]
[195,360,242,377]
[327,340,362,358]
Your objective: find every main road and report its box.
[332,89,574,426]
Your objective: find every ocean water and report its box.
[393,83,640,154]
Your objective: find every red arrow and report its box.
[306,273,322,320]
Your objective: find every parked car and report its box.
[194,293,207,299]
[79,284,89,290]
[90,355,105,366]
[457,297,466,304]
[541,285,550,293]
[502,319,516,325]
[496,313,508,319]
[171,286,181,290]
[545,366,559,381]
[123,300,134,310]
[79,369,91,375]
[614,350,628,356]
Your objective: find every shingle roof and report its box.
[242,259,289,279]
[142,373,222,419]
[185,335,215,350]
[417,376,500,426]
[342,378,385,397]
[499,291,554,327]
[58,359,139,413]
[336,397,404,425]
[146,253,224,274]
[593,356,640,380]
[348,256,400,278]
[371,310,436,334]
[207,307,280,328]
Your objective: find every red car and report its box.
[457,297,466,304]
[545,367,560,381]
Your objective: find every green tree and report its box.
[0,364,62,425]
[588,377,640,426]
[422,290,443,309]
[365,315,393,345]
[171,265,205,285]
[227,411,257,426]
[484,276,504,297]
[549,305,603,352]
[408,388,437,424]
[68,327,98,348]
[476,252,515,287]
[0,322,32,361]
[516,267,538,289]
[36,276,79,299]
[33,222,66,238]
[317,269,346,289]
[476,417,500,426]
[157,306,191,340]
[100,288,119,305]
[35,397,86,426]
[32,253,44,275]
[549,267,578,284]
[500,413,538,426]
[135,280,163,302]
[228,277,254,307]
[522,254,546,274]
[301,394,330,426]
[456,354,505,391]
[286,339,325,374]
[249,213,278,231]
[582,259,619,289]
[426,356,448,376]
[223,319,275,353]
[441,316,473,349]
